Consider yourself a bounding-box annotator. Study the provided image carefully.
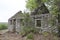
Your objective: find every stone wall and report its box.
[31,13,52,33]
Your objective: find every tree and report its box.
[26,0,60,36]
[42,0,60,36]
[52,0,60,36]
[26,0,43,11]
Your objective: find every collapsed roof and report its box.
[31,3,49,15]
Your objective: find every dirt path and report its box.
[0,30,8,34]
[0,32,24,40]
[0,30,25,40]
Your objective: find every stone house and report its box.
[31,3,52,32]
[8,3,52,33]
[8,11,24,32]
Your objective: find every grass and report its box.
[0,22,8,30]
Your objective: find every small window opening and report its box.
[10,20,12,25]
[20,19,24,26]
[13,19,16,25]
[36,20,41,27]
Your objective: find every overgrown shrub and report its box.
[20,26,33,36]
[20,13,39,37]
[27,33,34,40]
[20,26,38,37]
[21,26,39,35]
[42,32,49,37]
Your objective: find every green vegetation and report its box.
[42,32,49,37]
[26,0,60,37]
[20,26,36,36]
[0,22,8,30]
[27,33,34,40]
[20,13,39,37]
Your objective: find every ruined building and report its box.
[8,3,53,33]
[8,11,24,32]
